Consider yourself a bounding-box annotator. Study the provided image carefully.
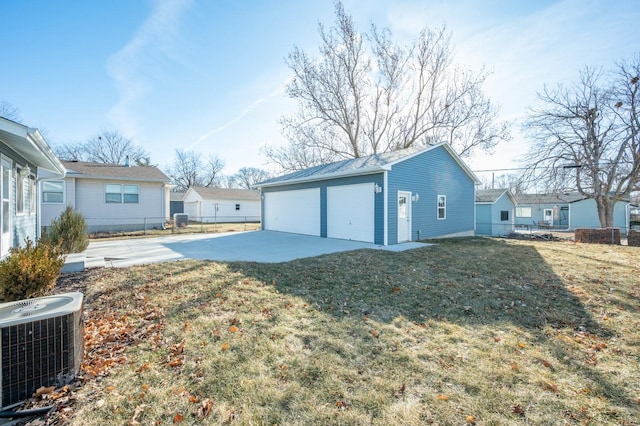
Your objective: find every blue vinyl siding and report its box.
[387,145,475,243]
[475,204,492,235]
[569,198,629,232]
[261,174,385,244]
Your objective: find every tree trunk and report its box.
[595,196,615,228]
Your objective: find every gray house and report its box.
[475,189,517,236]
[514,193,630,232]
[0,117,65,257]
[254,143,480,245]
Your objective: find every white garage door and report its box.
[327,183,375,243]
[264,188,320,236]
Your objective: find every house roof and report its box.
[186,186,260,201]
[0,117,65,176]
[475,188,516,204]
[255,142,480,188]
[170,191,186,202]
[62,160,170,182]
[515,192,587,205]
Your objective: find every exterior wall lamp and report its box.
[374,183,383,193]
[412,193,420,202]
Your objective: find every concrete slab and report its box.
[78,230,429,268]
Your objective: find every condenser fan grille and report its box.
[0,292,84,409]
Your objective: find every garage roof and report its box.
[255,142,480,188]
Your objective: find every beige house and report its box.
[39,160,172,233]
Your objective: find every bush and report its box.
[44,205,89,254]
[0,238,65,302]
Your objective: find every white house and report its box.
[182,187,261,223]
[39,160,172,233]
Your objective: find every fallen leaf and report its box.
[142,384,150,391]
[391,287,400,293]
[493,336,501,342]
[137,362,151,372]
[169,359,183,367]
[194,398,214,419]
[173,413,184,423]
[517,342,526,348]
[370,330,380,338]
[437,394,449,401]
[228,325,239,333]
[221,342,230,351]
[189,395,199,403]
[512,404,525,415]
[106,385,116,392]
[35,386,56,397]
[466,415,476,424]
[543,382,559,393]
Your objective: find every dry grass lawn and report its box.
[44,237,639,425]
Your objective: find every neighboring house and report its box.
[169,191,185,217]
[0,117,65,257]
[475,189,517,236]
[182,186,261,223]
[514,193,630,232]
[254,143,480,245]
[39,160,172,233]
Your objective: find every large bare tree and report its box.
[522,55,640,227]
[227,167,272,189]
[0,100,21,121]
[55,129,151,165]
[166,149,225,191]
[264,1,509,172]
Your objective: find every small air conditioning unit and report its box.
[0,292,84,409]
[174,213,188,228]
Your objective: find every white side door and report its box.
[397,191,411,242]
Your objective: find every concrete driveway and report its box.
[75,230,428,268]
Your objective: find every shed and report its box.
[254,143,480,245]
[475,189,517,236]
[169,191,185,216]
[182,187,261,223]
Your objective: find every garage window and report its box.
[437,195,446,220]
[500,210,509,221]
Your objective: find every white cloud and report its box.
[107,0,191,138]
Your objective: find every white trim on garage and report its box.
[327,183,375,243]
[263,188,320,236]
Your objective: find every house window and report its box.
[500,210,509,221]
[235,204,240,211]
[105,184,140,204]
[437,195,446,220]
[42,180,65,203]
[16,173,25,214]
[516,206,532,218]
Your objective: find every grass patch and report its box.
[53,238,639,425]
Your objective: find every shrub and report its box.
[44,205,89,254]
[0,238,64,302]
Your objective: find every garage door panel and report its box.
[327,183,375,243]
[264,188,320,236]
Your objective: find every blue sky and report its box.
[1,0,638,180]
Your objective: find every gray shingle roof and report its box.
[256,143,478,187]
[62,160,170,182]
[515,193,587,204]
[476,189,510,203]
[188,186,260,201]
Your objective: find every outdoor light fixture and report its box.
[374,183,382,193]
[412,193,420,202]
[19,165,31,178]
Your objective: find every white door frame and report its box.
[543,208,553,226]
[1,157,12,258]
[397,191,412,243]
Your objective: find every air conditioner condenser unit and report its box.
[0,292,84,409]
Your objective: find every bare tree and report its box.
[522,55,640,227]
[0,100,21,121]
[228,167,272,189]
[166,149,225,191]
[480,173,525,194]
[265,1,509,172]
[55,129,151,165]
